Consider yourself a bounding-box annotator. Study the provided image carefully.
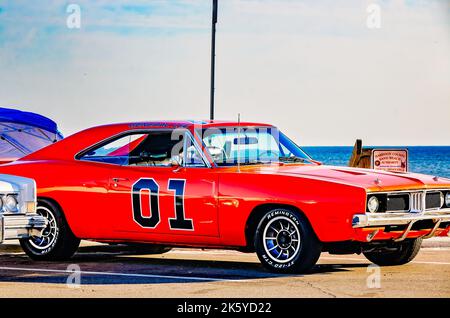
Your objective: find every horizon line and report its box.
[302,145,450,147]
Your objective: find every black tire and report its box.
[20,199,80,261]
[363,238,422,266]
[254,208,322,274]
[124,244,172,255]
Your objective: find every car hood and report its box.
[237,164,450,192]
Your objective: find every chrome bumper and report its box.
[0,214,47,243]
[352,208,450,242]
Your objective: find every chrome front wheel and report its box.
[263,216,301,264]
[254,208,322,273]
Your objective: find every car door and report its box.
[107,129,219,242]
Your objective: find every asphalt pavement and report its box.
[0,239,449,298]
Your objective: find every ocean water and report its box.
[302,146,450,179]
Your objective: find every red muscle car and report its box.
[0,120,449,273]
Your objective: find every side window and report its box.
[127,130,206,167]
[79,130,207,167]
[128,131,182,167]
[80,134,146,165]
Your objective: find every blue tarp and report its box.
[0,107,63,162]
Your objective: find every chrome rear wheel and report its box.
[20,199,80,261]
[29,206,59,251]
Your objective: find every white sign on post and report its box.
[371,149,408,173]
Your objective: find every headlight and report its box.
[4,195,18,212]
[367,196,380,213]
[446,192,450,207]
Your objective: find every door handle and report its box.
[111,177,130,188]
[112,177,129,183]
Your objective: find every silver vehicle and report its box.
[0,174,47,243]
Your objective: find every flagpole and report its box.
[210,0,218,120]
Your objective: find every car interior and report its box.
[80,130,206,167]
[128,132,182,166]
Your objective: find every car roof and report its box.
[20,120,275,161]
[100,120,274,130]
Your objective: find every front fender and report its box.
[218,172,367,245]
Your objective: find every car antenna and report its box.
[237,113,241,173]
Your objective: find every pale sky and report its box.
[0,0,449,146]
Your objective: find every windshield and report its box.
[199,126,313,166]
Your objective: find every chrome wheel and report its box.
[263,215,301,263]
[28,206,59,250]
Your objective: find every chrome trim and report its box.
[366,229,379,242]
[393,220,416,242]
[182,131,188,168]
[366,188,450,195]
[353,208,450,227]
[183,130,211,168]
[352,208,450,241]
[422,219,442,239]
[193,126,216,168]
[0,214,47,243]
[410,191,424,213]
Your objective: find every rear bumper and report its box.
[352,208,450,242]
[0,214,47,243]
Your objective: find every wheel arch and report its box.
[37,196,64,213]
[36,196,77,236]
[244,203,318,252]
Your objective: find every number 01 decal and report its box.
[132,178,193,231]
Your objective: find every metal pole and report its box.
[237,113,241,173]
[210,0,218,120]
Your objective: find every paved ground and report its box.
[0,240,449,298]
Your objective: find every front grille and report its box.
[367,189,449,213]
[409,192,423,212]
[426,192,442,210]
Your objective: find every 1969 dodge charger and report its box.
[0,120,448,273]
